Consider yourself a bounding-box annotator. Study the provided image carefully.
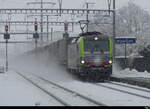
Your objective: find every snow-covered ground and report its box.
[59,81,150,106]
[1,70,150,106]
[0,71,63,106]
[113,63,150,78]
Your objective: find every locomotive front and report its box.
[79,33,113,80]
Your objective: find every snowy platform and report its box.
[0,71,63,106]
[111,68,150,89]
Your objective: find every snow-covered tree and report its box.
[89,1,150,56]
[116,2,150,50]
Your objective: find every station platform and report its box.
[111,68,150,89]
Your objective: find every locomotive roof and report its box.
[79,31,109,39]
[79,31,103,36]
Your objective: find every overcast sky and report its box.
[0,0,150,12]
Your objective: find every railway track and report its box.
[107,81,150,93]
[16,72,69,106]
[15,71,106,106]
[93,82,150,100]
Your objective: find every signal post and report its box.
[33,18,39,49]
[4,25,10,72]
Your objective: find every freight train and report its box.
[49,31,113,82]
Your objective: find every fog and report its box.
[9,45,75,83]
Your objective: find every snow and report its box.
[60,81,150,106]
[0,0,150,106]
[0,71,63,106]
[22,72,98,106]
[0,33,150,106]
[7,49,150,106]
[100,82,150,98]
[113,68,150,78]
[9,51,74,83]
[0,34,70,106]
[1,68,150,106]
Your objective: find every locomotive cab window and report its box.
[84,39,109,53]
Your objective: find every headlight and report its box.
[81,60,85,64]
[94,37,98,40]
[109,60,112,64]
